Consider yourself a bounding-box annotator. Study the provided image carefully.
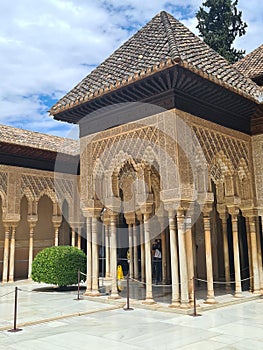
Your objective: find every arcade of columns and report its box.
[0,166,82,283]
[80,109,263,307]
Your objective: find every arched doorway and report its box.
[59,200,71,246]
[35,195,54,255]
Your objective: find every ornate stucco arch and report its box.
[0,189,7,216]
[236,158,253,201]
[209,151,235,203]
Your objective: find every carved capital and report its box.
[52,215,62,227]
[27,215,38,227]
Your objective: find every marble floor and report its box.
[0,280,262,349]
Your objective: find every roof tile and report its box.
[50,11,261,115]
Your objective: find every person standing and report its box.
[152,239,162,284]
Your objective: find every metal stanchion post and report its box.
[190,277,201,317]
[124,259,133,311]
[8,287,22,332]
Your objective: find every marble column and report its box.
[220,213,231,290]
[105,225,111,278]
[160,217,167,284]
[133,224,139,279]
[78,227,82,249]
[53,215,62,247]
[91,216,100,295]
[245,218,253,292]
[177,209,189,308]
[139,219,145,282]
[9,226,16,283]
[54,226,59,246]
[247,216,260,293]
[128,224,134,278]
[2,226,10,283]
[142,214,155,304]
[109,215,120,299]
[71,227,76,247]
[28,225,34,279]
[231,214,242,297]
[168,210,180,307]
[85,216,92,294]
[185,216,195,304]
[203,213,217,303]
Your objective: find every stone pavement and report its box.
[0,280,262,349]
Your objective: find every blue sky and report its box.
[0,0,262,137]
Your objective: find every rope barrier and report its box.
[0,290,15,298]
[195,276,253,284]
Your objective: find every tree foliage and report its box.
[32,246,86,287]
[196,0,247,63]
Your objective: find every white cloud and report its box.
[0,0,262,136]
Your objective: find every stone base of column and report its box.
[168,300,180,308]
[252,289,261,294]
[108,293,121,300]
[180,302,191,309]
[234,292,243,298]
[85,290,101,297]
[189,300,200,307]
[204,297,218,304]
[142,298,156,305]
[2,280,8,284]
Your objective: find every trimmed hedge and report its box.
[32,246,86,287]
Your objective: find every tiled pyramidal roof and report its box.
[0,124,79,155]
[234,44,263,82]
[50,11,261,115]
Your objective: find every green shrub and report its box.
[32,246,86,287]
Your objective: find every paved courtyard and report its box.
[0,280,262,349]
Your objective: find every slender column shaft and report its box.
[177,210,189,307]
[71,228,75,247]
[28,226,34,279]
[78,232,81,249]
[105,226,111,278]
[85,216,92,293]
[221,216,231,290]
[248,217,260,293]
[245,218,254,291]
[185,217,195,304]
[133,224,139,279]
[139,222,145,282]
[203,215,216,303]
[128,224,134,278]
[109,215,119,298]
[2,226,10,283]
[54,227,59,246]
[9,226,16,282]
[91,217,99,293]
[143,214,155,303]
[168,211,180,307]
[232,215,242,297]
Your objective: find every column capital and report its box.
[242,208,259,218]
[218,210,229,222]
[124,213,136,225]
[52,215,62,227]
[3,221,19,229]
[227,206,240,218]
[27,214,38,228]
